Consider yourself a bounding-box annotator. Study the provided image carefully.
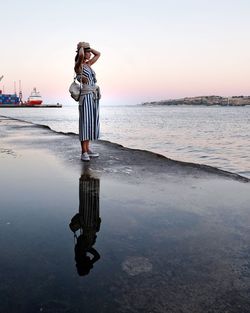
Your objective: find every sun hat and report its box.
[77,42,91,51]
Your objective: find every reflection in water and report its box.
[69,167,101,276]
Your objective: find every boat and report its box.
[0,76,60,107]
[0,90,20,105]
[0,75,20,106]
[27,87,43,105]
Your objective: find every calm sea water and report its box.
[1,104,250,178]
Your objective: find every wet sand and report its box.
[0,115,250,313]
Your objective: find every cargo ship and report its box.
[0,75,61,107]
[0,90,20,105]
[27,87,43,105]
[0,75,20,105]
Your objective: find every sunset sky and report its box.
[1,0,250,105]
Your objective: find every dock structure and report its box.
[0,103,62,108]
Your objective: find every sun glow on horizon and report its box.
[0,0,249,105]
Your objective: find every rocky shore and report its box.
[142,95,250,106]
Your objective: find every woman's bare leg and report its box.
[81,140,90,153]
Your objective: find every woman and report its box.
[74,42,101,161]
[69,169,101,276]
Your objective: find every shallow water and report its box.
[0,104,250,178]
[1,118,250,312]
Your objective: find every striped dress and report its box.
[78,176,101,248]
[78,64,100,141]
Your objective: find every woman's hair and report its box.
[75,50,79,63]
[75,48,91,63]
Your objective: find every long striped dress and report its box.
[78,176,101,248]
[78,64,100,141]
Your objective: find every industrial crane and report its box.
[0,75,4,93]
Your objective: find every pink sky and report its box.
[1,0,250,105]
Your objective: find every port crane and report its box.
[0,75,4,93]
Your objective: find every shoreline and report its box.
[1,114,249,182]
[142,95,250,107]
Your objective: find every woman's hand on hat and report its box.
[77,42,90,50]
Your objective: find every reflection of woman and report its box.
[69,172,101,276]
[74,41,101,162]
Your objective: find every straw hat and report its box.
[77,42,91,51]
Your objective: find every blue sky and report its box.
[1,0,250,105]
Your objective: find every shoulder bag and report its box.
[69,69,83,101]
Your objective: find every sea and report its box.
[0,104,249,178]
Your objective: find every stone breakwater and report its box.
[143,95,250,106]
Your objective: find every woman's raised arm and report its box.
[87,48,101,66]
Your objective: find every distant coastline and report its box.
[142,96,250,106]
